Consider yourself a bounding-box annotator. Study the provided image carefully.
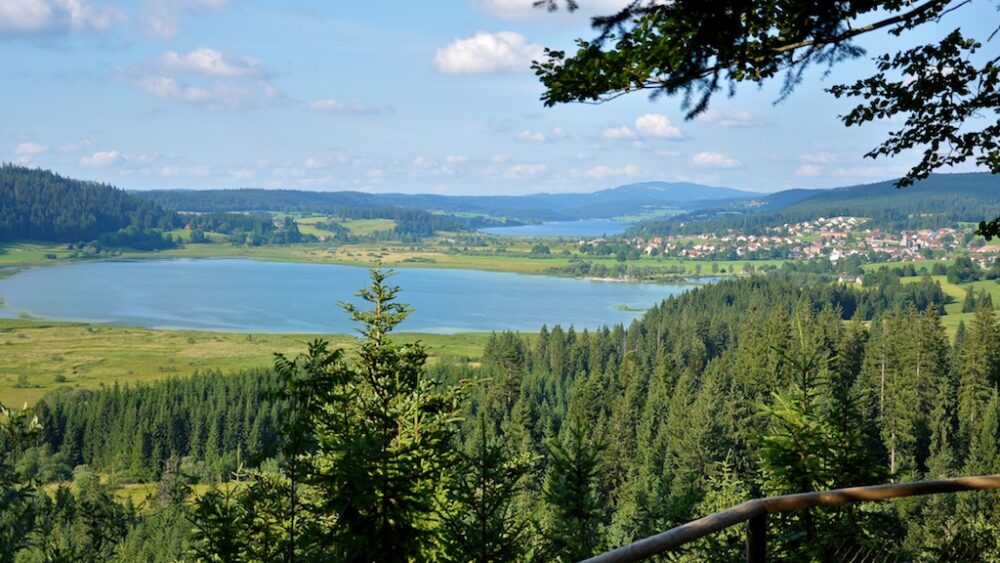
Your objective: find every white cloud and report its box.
[139,75,212,103]
[696,109,761,128]
[303,157,328,169]
[0,0,52,31]
[517,129,547,142]
[60,0,121,30]
[160,47,265,78]
[635,113,682,138]
[146,0,227,39]
[516,127,566,142]
[491,154,509,163]
[691,152,741,168]
[79,149,119,167]
[412,156,461,176]
[795,164,823,177]
[434,31,543,75]
[0,0,123,34]
[799,151,839,164]
[584,164,639,179]
[602,126,635,140]
[504,163,546,179]
[134,49,281,110]
[308,98,389,115]
[14,141,48,159]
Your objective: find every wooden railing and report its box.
[582,474,1000,563]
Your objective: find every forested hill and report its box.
[634,172,1000,235]
[0,165,180,243]
[133,181,756,222]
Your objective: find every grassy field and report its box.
[0,236,782,283]
[41,475,229,509]
[0,242,76,268]
[0,319,491,407]
[897,273,1000,337]
[294,215,396,237]
[141,241,778,277]
[861,259,951,273]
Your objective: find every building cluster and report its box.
[600,216,979,264]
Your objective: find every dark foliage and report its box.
[32,369,287,482]
[0,165,180,246]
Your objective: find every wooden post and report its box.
[746,513,767,563]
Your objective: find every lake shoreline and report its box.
[0,258,688,334]
[0,240,748,285]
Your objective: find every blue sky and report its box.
[1,0,994,195]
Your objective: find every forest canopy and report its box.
[0,165,180,248]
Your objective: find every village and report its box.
[583,216,1000,267]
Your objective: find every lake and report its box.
[0,259,687,333]
[480,219,630,238]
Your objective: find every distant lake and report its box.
[0,259,687,333]
[481,219,630,238]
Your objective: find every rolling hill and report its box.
[132,181,759,222]
[632,173,1000,235]
[0,165,180,245]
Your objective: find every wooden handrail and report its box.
[582,474,1000,563]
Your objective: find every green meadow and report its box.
[0,319,491,407]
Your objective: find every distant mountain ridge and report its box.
[632,172,1000,235]
[133,181,760,222]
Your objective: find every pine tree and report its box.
[440,416,531,563]
[760,313,891,559]
[0,403,42,563]
[677,457,749,562]
[191,268,465,562]
[294,267,464,561]
[957,304,1000,455]
[539,419,605,562]
[962,288,977,313]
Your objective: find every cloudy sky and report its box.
[1,0,993,195]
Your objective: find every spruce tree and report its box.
[191,267,465,562]
[760,312,891,559]
[440,416,531,563]
[0,403,42,563]
[306,267,463,560]
[539,418,605,562]
[957,304,1000,455]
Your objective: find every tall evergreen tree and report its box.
[287,267,465,561]
[539,418,605,562]
[957,304,1000,455]
[440,416,531,563]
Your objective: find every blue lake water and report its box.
[480,220,630,238]
[0,259,687,333]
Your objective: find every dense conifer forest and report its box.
[4,267,1000,561]
[0,165,181,248]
